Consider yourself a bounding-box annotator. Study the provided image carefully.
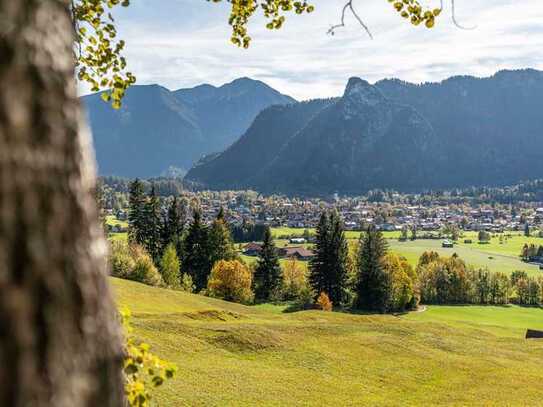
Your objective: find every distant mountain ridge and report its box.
[83,78,295,178]
[185,69,543,195]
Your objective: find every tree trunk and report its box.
[0,1,124,406]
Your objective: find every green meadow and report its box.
[112,277,543,406]
[273,228,543,277]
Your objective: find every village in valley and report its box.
[103,179,543,270]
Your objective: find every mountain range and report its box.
[83,78,295,177]
[185,69,543,195]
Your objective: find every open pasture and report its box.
[112,278,543,406]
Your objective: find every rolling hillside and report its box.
[112,278,543,406]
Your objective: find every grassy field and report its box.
[106,215,128,228]
[274,228,543,277]
[389,239,542,277]
[112,277,543,406]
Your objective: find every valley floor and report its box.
[112,278,543,406]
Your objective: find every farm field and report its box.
[112,277,543,406]
[274,228,543,277]
[389,239,542,277]
[106,215,128,241]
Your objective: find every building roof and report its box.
[244,242,263,251]
[280,246,315,258]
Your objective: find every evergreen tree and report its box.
[143,185,162,262]
[326,211,349,305]
[183,209,210,291]
[254,227,282,301]
[309,210,348,306]
[309,211,331,297]
[128,178,146,246]
[355,226,391,312]
[208,207,237,268]
[162,196,185,254]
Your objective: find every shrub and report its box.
[132,246,163,287]
[316,292,333,311]
[180,273,195,293]
[109,240,135,278]
[207,260,253,303]
[160,243,180,288]
[294,285,316,310]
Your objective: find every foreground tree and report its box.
[0,1,124,404]
[254,227,283,301]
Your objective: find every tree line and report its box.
[112,181,543,311]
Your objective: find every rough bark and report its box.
[0,1,124,406]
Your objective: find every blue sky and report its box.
[90,0,543,100]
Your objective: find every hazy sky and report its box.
[92,0,543,100]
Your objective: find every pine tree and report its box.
[309,210,349,306]
[183,209,210,291]
[162,196,185,253]
[208,207,237,268]
[326,211,349,305]
[128,178,146,246]
[143,185,162,262]
[254,227,282,301]
[309,211,331,297]
[355,226,391,312]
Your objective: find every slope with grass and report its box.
[112,278,543,406]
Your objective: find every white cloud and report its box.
[82,0,543,100]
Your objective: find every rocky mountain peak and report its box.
[342,77,385,107]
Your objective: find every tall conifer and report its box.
[162,196,185,252]
[309,211,330,296]
[183,209,210,291]
[254,227,282,301]
[144,185,162,262]
[326,210,349,305]
[355,226,390,312]
[128,178,146,246]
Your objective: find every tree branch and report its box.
[328,0,475,39]
[327,0,373,39]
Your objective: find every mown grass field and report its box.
[112,277,543,406]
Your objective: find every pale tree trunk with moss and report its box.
[0,0,124,406]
